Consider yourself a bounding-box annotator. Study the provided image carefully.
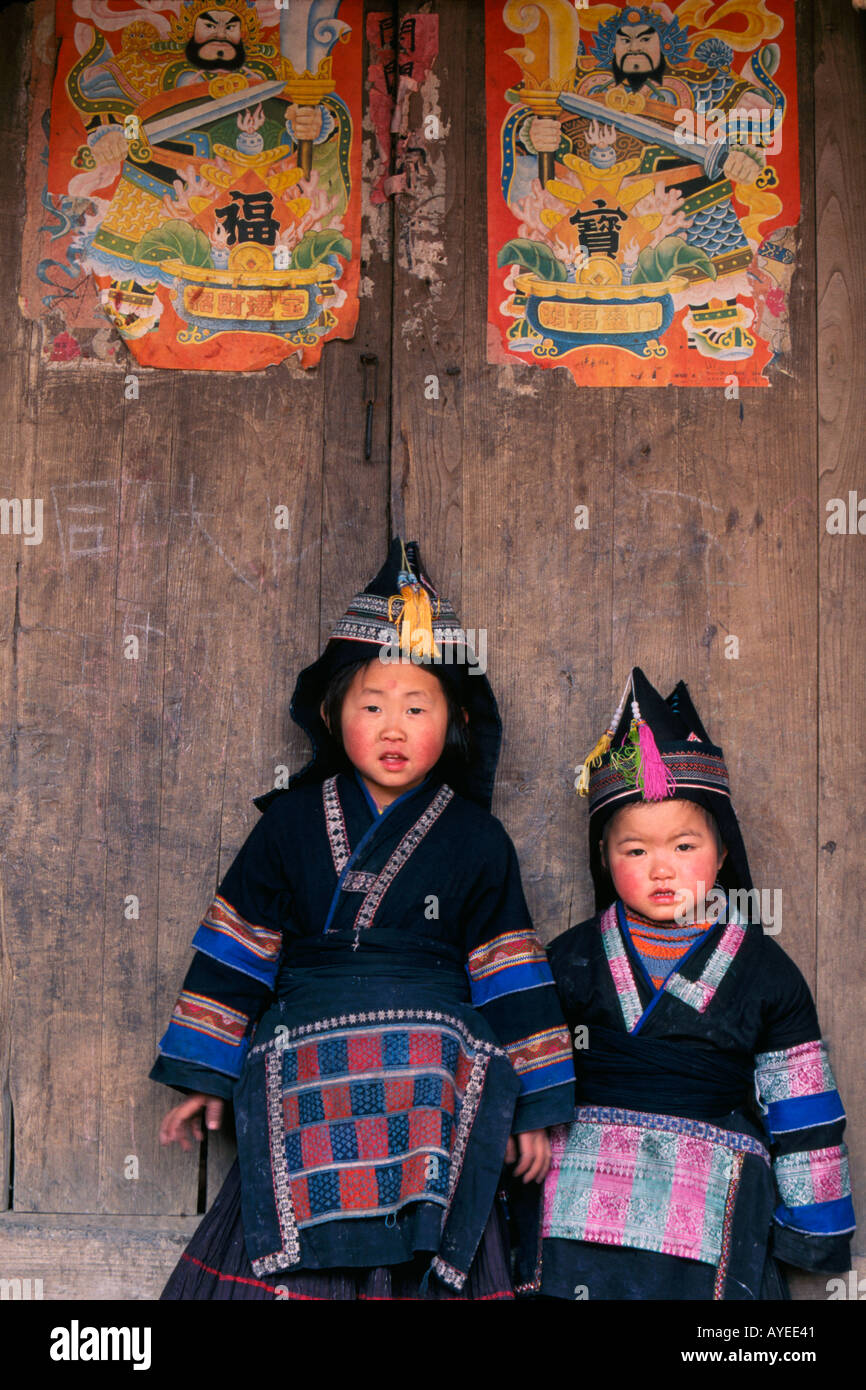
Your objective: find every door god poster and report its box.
[47,0,363,371]
[486,1,800,387]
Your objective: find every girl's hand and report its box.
[505,1129,551,1184]
[159,1093,224,1152]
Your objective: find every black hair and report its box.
[320,657,471,766]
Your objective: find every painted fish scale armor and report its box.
[686,202,749,256]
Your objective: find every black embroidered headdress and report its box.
[256,538,502,812]
[576,667,752,909]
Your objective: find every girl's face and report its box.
[602,799,726,923]
[336,660,449,809]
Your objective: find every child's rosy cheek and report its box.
[416,728,446,762]
[687,848,722,891]
[610,860,644,897]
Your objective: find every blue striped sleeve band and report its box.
[756,1039,849,1135]
[191,894,281,988]
[505,1026,575,1095]
[466,929,555,1007]
[774,1198,856,1237]
[766,1091,846,1134]
[157,989,252,1079]
[773,1144,855,1236]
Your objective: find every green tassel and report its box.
[609,720,642,788]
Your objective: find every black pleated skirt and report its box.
[160,1160,514,1301]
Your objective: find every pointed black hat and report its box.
[577,667,752,910]
[255,538,502,812]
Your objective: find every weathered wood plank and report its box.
[3,5,131,1218]
[98,375,179,1216]
[0,1213,200,1300]
[6,352,126,1211]
[390,0,466,605]
[815,0,866,1260]
[0,0,38,1214]
[0,1212,862,1303]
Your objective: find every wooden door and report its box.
[0,0,862,1300]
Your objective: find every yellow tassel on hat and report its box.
[575,730,613,796]
[575,672,636,796]
[387,543,440,659]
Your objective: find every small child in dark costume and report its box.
[535,668,854,1300]
[151,540,574,1299]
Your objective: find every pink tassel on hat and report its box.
[636,715,676,800]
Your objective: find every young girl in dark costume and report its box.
[152,540,574,1299]
[533,668,854,1300]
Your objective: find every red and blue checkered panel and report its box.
[279,1023,467,1225]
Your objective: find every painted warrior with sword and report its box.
[505,4,782,360]
[71,3,336,181]
[64,1,349,338]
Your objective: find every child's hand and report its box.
[159,1093,224,1152]
[505,1129,551,1184]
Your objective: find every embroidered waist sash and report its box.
[543,1106,770,1294]
[234,960,521,1287]
[579,1026,753,1119]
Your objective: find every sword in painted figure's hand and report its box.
[144,4,351,178]
[143,81,288,145]
[556,91,730,182]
